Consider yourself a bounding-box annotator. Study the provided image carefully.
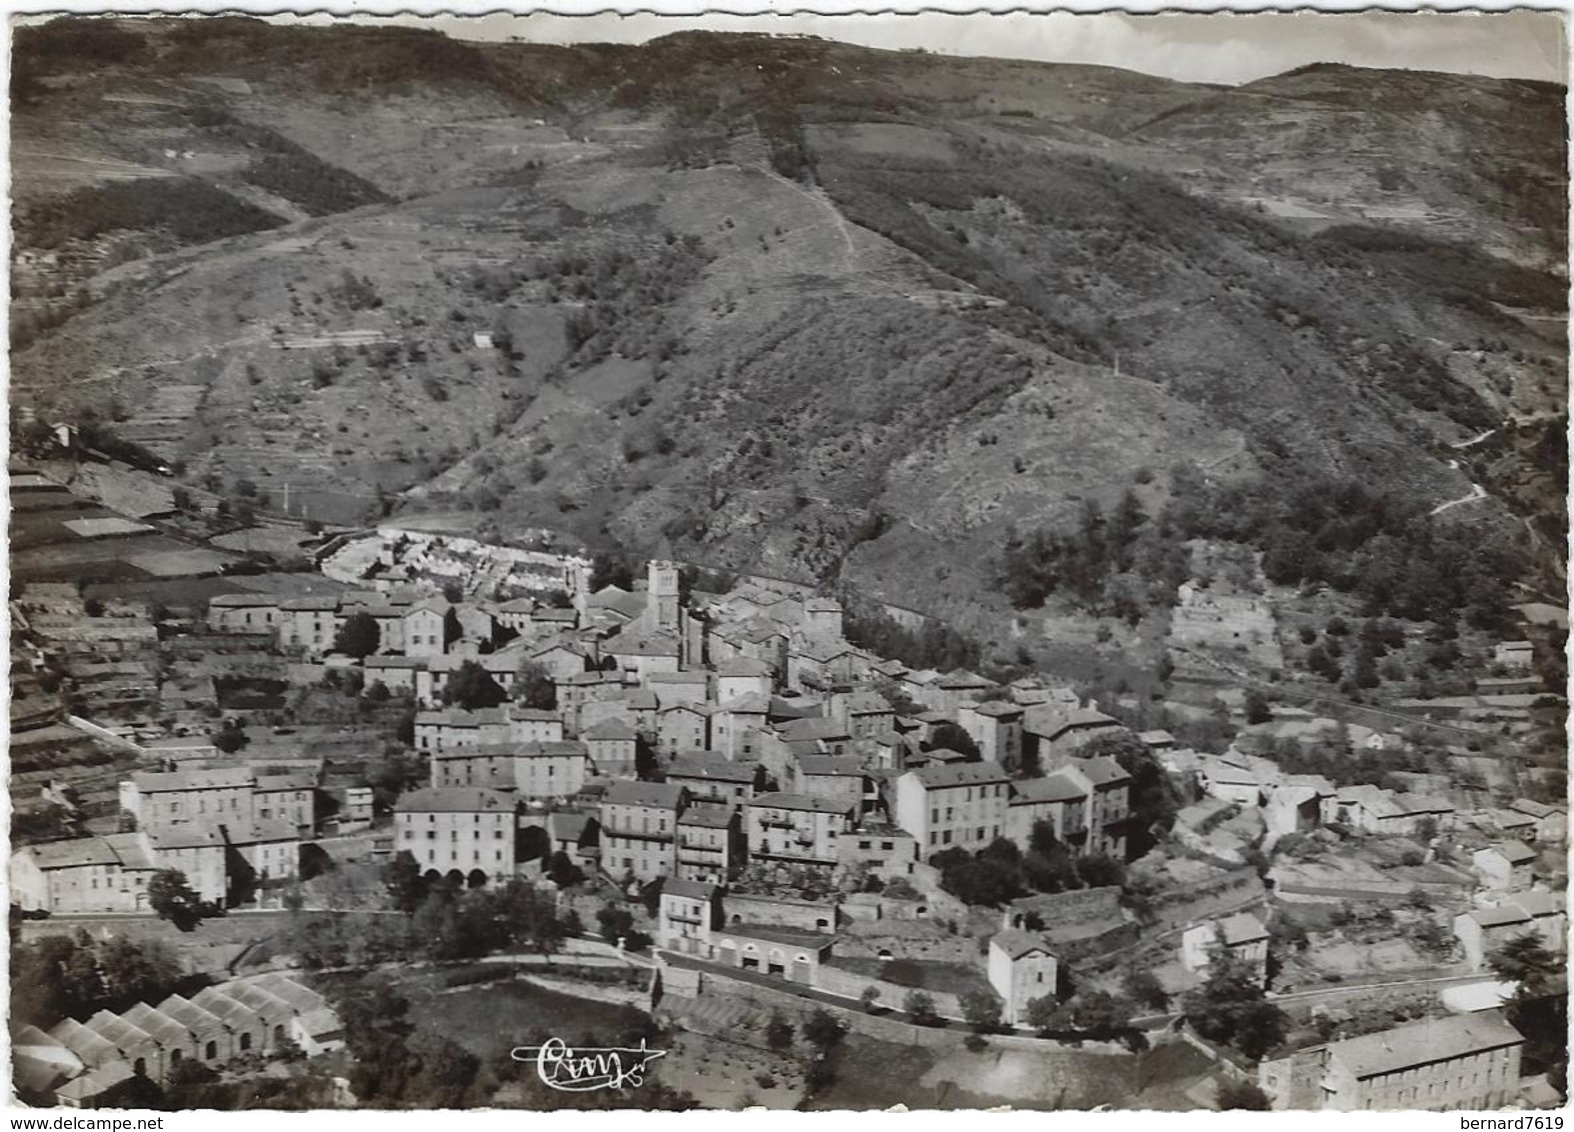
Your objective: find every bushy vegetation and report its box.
[245,154,390,217]
[12,929,187,1029]
[533,238,709,365]
[18,177,283,251]
[842,600,980,673]
[1165,462,1529,629]
[997,490,1189,620]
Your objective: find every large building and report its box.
[744,793,858,870]
[9,833,158,914]
[893,761,1012,857]
[392,787,518,885]
[600,780,687,882]
[119,768,256,833]
[1257,1013,1524,1111]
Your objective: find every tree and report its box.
[148,869,216,932]
[1216,1080,1272,1110]
[546,850,584,888]
[516,660,557,710]
[903,990,941,1026]
[802,1008,845,1052]
[1244,689,1272,725]
[858,985,881,1011]
[1489,933,1560,996]
[923,722,981,760]
[335,611,381,659]
[1025,993,1074,1035]
[765,1013,795,1051]
[1077,854,1126,888]
[443,660,507,710]
[212,722,248,754]
[596,903,635,945]
[1121,969,1169,1012]
[383,850,427,914]
[1183,952,1287,1061]
[961,990,1004,1034]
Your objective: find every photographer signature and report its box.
[511,1036,667,1092]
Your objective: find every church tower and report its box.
[647,559,680,635]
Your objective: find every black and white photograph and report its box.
[5,6,1569,1116]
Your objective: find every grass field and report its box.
[827,957,995,999]
[409,972,653,1061]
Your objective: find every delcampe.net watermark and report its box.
[511,1037,667,1092]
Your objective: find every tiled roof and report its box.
[1010,772,1087,805]
[1219,911,1268,946]
[747,792,856,815]
[1078,756,1132,788]
[678,803,736,829]
[795,755,865,778]
[603,780,686,809]
[517,740,591,760]
[992,928,1054,960]
[393,787,517,814]
[904,761,1011,789]
[131,767,255,793]
[1329,1013,1524,1080]
[663,877,719,900]
[583,718,639,740]
[24,837,120,870]
[668,759,760,784]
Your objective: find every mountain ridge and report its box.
[10,18,1567,646]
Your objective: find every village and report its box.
[8,460,1569,1112]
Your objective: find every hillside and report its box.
[10,18,1568,644]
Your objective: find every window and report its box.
[859,840,872,850]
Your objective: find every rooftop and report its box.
[131,767,255,793]
[1328,1013,1524,1080]
[721,922,836,950]
[663,877,719,901]
[992,928,1055,961]
[1218,911,1269,946]
[603,780,687,809]
[795,755,866,778]
[748,792,856,815]
[393,787,517,814]
[582,717,639,741]
[667,759,760,784]
[1010,772,1087,805]
[678,802,736,829]
[904,760,1011,790]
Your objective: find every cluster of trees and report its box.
[12,929,189,1029]
[932,829,1125,907]
[290,857,584,968]
[1078,732,1184,860]
[1181,952,1288,1061]
[335,979,488,1108]
[1167,465,1528,631]
[1490,933,1568,1093]
[537,238,709,365]
[842,602,981,674]
[996,492,1189,623]
[148,868,225,931]
[246,155,390,219]
[18,177,283,251]
[1256,733,1442,792]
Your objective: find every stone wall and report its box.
[815,963,965,1020]
[725,892,837,931]
[835,917,979,963]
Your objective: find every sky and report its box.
[265,8,1567,86]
